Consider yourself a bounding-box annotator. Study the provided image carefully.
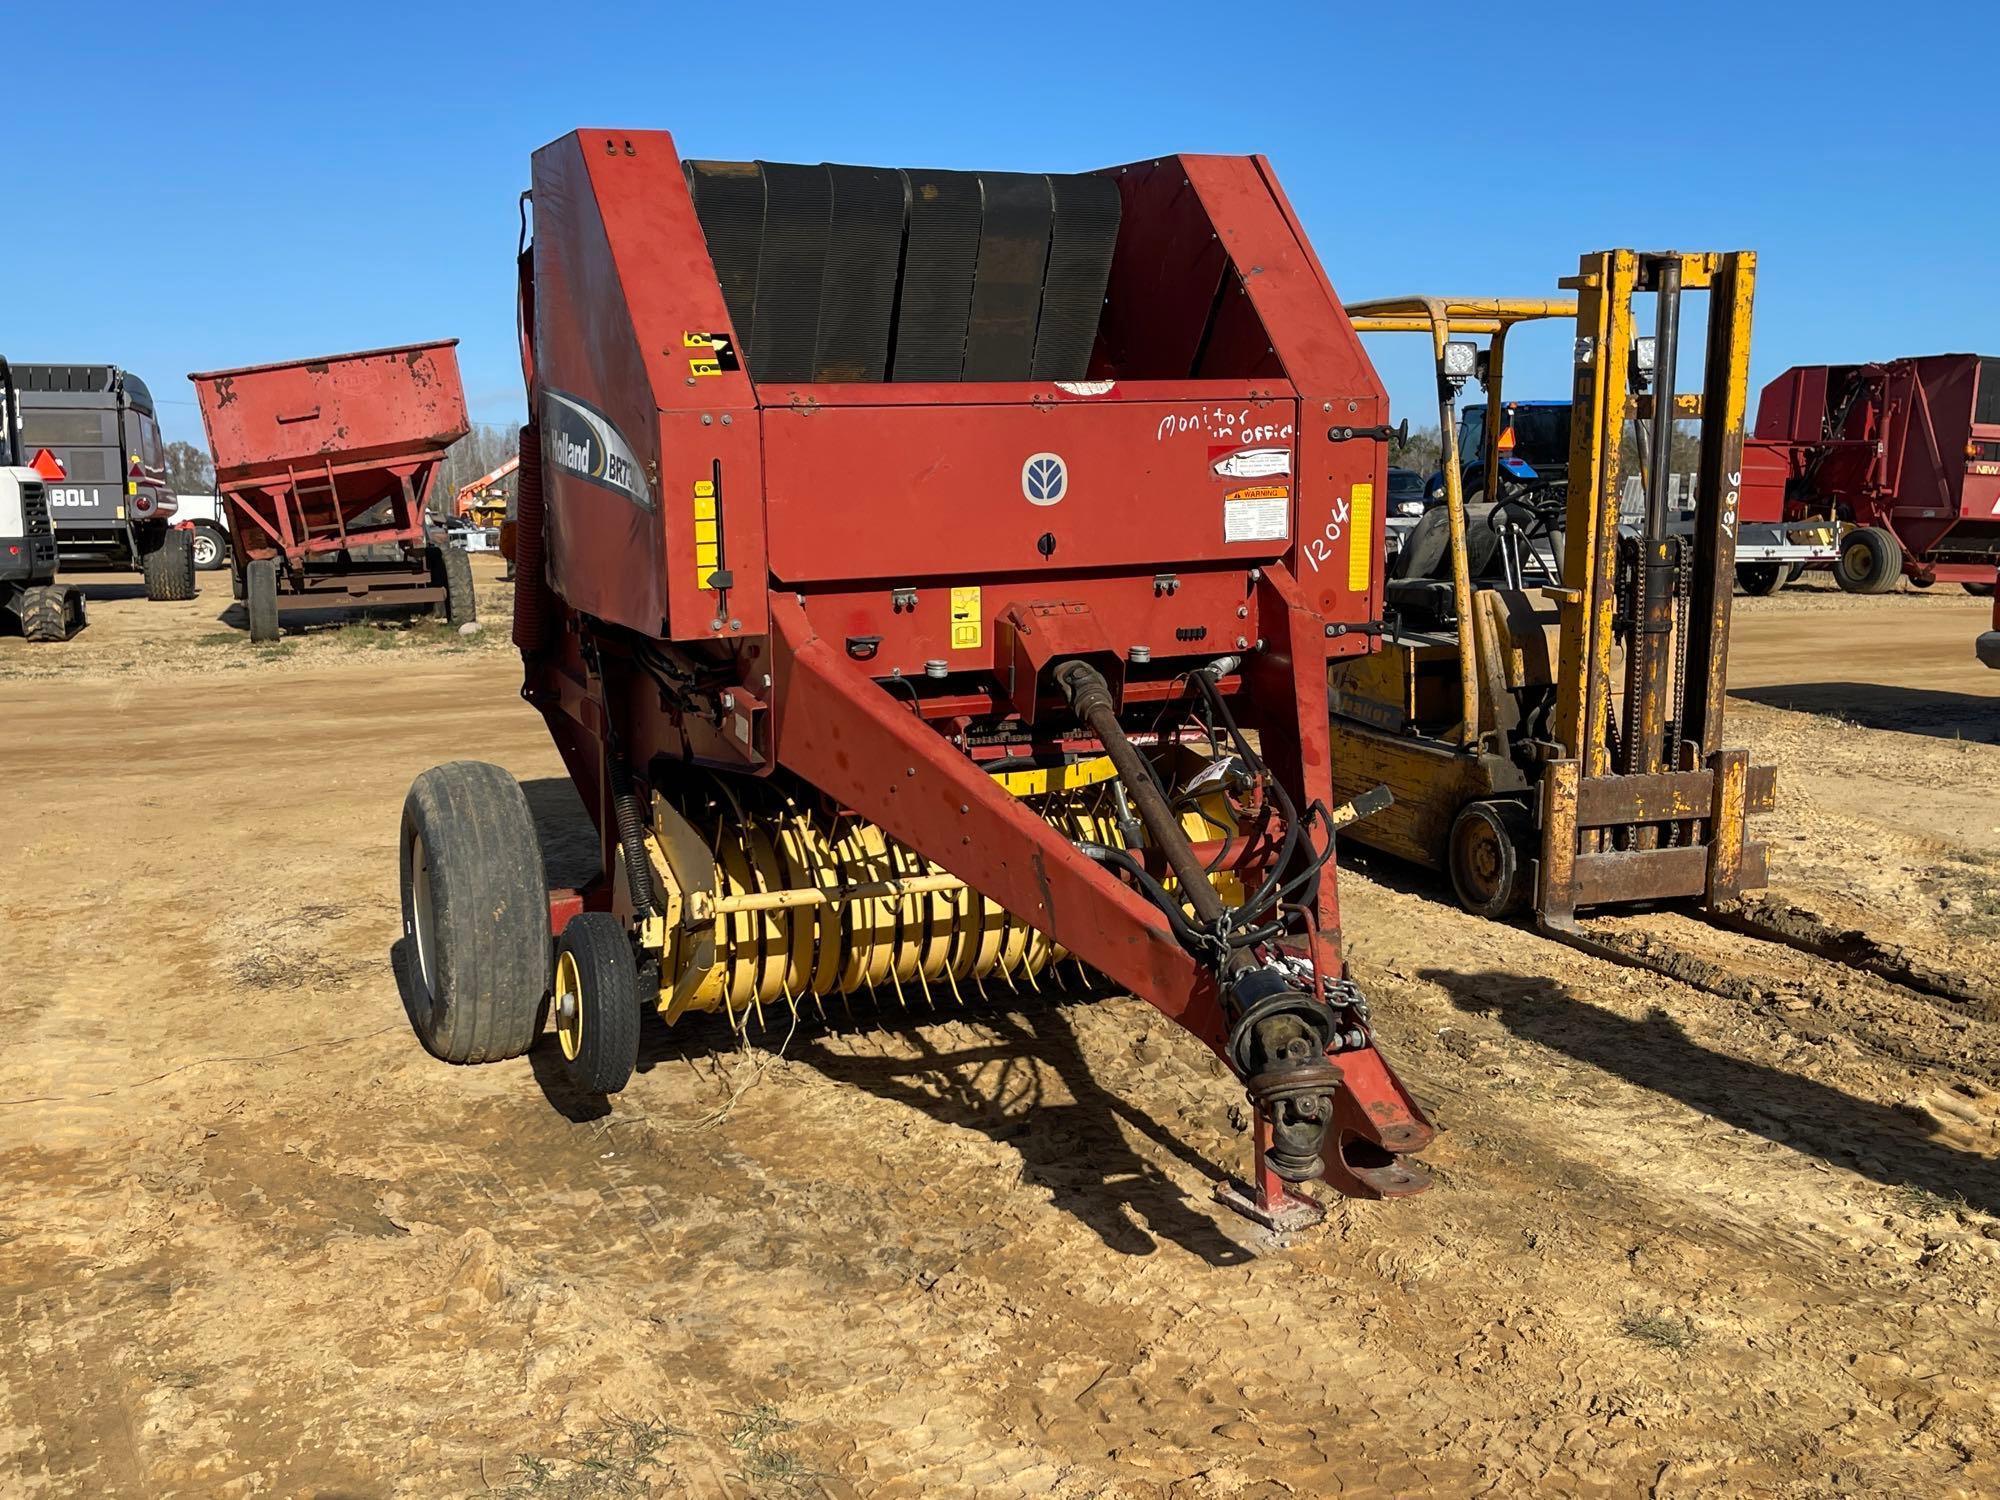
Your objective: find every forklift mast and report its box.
[1541,250,1770,922]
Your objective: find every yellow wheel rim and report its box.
[555,948,584,1061]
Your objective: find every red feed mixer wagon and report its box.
[400,128,1434,1224]
[189,342,479,641]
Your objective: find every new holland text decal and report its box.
[542,389,653,511]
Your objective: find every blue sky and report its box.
[8,2,1989,449]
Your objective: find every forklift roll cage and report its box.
[1335,251,1774,926]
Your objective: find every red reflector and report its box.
[29,448,64,480]
[5,546,19,557]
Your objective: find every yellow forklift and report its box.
[1333,251,1774,925]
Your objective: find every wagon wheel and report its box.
[245,558,281,643]
[430,544,477,628]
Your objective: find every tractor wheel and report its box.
[141,527,197,601]
[1835,526,1902,594]
[431,544,477,627]
[245,558,281,643]
[18,586,69,643]
[551,912,641,1095]
[1736,563,1785,597]
[1964,581,1995,598]
[1447,799,1534,919]
[190,523,230,572]
[399,761,551,1064]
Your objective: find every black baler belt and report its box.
[1033,175,1121,380]
[684,161,765,357]
[749,162,833,384]
[892,170,982,381]
[815,165,906,383]
[962,173,1054,383]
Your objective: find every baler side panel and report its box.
[1091,161,1230,381]
[530,134,668,637]
[532,130,770,641]
[1183,156,1389,642]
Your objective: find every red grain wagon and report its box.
[188,341,477,640]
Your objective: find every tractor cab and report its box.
[1453,398,1573,499]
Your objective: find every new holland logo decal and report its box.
[542,389,653,511]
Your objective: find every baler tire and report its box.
[245,558,280,643]
[1836,527,1901,595]
[399,761,551,1065]
[433,544,477,627]
[19,586,69,643]
[1736,563,1785,597]
[1447,799,1533,920]
[552,912,641,1095]
[141,528,198,602]
[1964,582,1995,598]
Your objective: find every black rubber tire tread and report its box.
[399,760,551,1064]
[18,586,68,643]
[191,523,230,571]
[1835,526,1901,595]
[245,558,280,642]
[1448,798,1534,920]
[141,527,197,601]
[436,544,477,626]
[1964,581,1995,599]
[555,912,641,1095]
[1737,563,1785,597]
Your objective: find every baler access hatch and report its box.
[404,129,1432,1226]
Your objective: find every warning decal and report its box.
[1212,446,1293,480]
[950,586,983,650]
[1224,494,1289,544]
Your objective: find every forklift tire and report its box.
[431,544,477,627]
[245,558,281,643]
[1835,527,1901,595]
[1736,563,1785,596]
[399,761,552,1065]
[141,528,198,602]
[18,586,70,643]
[1447,799,1533,920]
[1965,582,1995,598]
[551,912,642,1095]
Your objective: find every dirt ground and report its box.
[3,561,1998,1498]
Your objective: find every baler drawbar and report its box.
[400,130,1434,1220]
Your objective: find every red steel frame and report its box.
[517,130,1433,1207]
[1755,354,2000,585]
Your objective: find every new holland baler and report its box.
[400,129,1433,1220]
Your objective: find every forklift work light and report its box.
[1633,335,1657,381]
[1442,340,1479,379]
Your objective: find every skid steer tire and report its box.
[18,586,69,643]
[1736,563,1785,597]
[1447,799,1534,920]
[245,558,280,643]
[399,761,551,1065]
[432,544,477,627]
[1835,526,1901,595]
[552,912,641,1095]
[141,528,198,601]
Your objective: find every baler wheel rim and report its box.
[554,948,584,1061]
[552,913,641,1095]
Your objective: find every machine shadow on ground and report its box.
[1732,682,2000,744]
[1426,966,2000,1217]
[795,999,1255,1266]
